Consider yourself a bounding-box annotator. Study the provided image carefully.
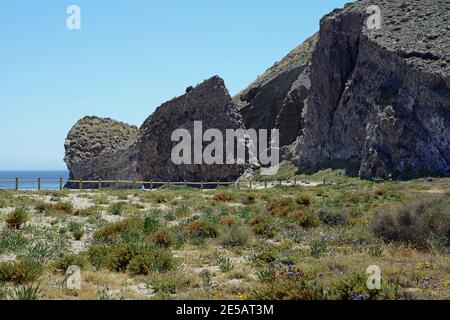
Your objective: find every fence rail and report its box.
[0,177,318,191]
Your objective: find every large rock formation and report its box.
[233,35,317,148]
[65,0,449,183]
[238,0,450,179]
[64,116,140,187]
[137,76,246,182]
[295,0,450,178]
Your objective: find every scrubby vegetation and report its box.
[0,176,449,300]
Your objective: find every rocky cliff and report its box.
[233,35,317,148]
[295,0,450,178]
[65,0,449,183]
[137,76,246,182]
[239,0,450,179]
[64,116,140,187]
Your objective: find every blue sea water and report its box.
[0,171,69,190]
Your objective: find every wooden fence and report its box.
[0,177,317,191]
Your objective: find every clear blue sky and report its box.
[0,0,349,170]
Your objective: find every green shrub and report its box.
[250,216,275,238]
[53,253,87,271]
[152,229,173,248]
[127,246,174,275]
[149,272,191,294]
[108,202,126,216]
[9,283,44,300]
[93,218,143,244]
[34,201,51,213]
[95,194,110,205]
[328,272,394,300]
[217,225,249,247]
[143,216,160,235]
[212,193,234,202]
[266,198,297,217]
[296,195,311,207]
[317,207,348,226]
[256,266,276,282]
[68,221,84,240]
[0,229,28,255]
[310,238,327,259]
[88,242,174,274]
[289,210,319,228]
[51,201,74,214]
[6,207,29,229]
[0,258,43,284]
[187,220,217,239]
[216,255,235,273]
[372,197,450,247]
[87,244,110,269]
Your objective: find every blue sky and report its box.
[0,0,349,170]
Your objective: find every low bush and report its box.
[53,253,87,271]
[219,216,236,226]
[51,201,74,214]
[187,220,217,239]
[217,225,249,247]
[68,221,84,240]
[108,202,126,216]
[266,198,296,217]
[6,207,29,229]
[152,229,173,248]
[127,246,174,275]
[34,201,51,213]
[143,216,160,235]
[296,195,311,207]
[149,272,191,294]
[250,216,275,238]
[317,207,349,226]
[212,193,234,202]
[9,283,44,300]
[289,210,319,228]
[372,197,450,247]
[93,218,143,244]
[0,258,43,284]
[88,243,174,274]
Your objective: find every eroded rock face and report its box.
[64,116,140,188]
[233,35,317,148]
[295,0,450,178]
[137,76,246,182]
[237,0,449,179]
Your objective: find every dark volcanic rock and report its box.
[236,0,449,179]
[295,0,450,178]
[137,76,246,182]
[233,35,317,148]
[64,116,140,188]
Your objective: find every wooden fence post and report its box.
[201,181,204,190]
[115,179,118,189]
[264,181,267,189]
[37,178,41,191]
[79,179,83,190]
[249,181,252,189]
[150,181,153,190]
[133,180,136,189]
[59,178,63,191]
[15,177,19,190]
[294,178,297,186]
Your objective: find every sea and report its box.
[0,171,69,190]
